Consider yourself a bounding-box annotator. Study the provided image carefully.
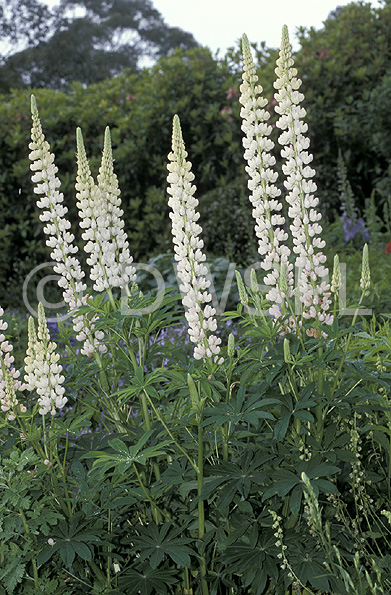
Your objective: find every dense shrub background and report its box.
[1,0,391,309]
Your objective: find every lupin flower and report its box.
[337,150,369,243]
[167,115,223,363]
[97,127,136,291]
[330,254,341,295]
[24,304,67,416]
[240,33,293,322]
[29,96,106,357]
[75,128,136,293]
[0,307,26,420]
[360,244,370,296]
[274,26,332,327]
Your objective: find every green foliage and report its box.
[295,1,391,208]
[0,46,245,308]
[0,0,199,91]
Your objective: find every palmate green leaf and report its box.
[82,431,171,474]
[121,564,178,595]
[37,513,108,568]
[124,523,195,569]
[220,543,274,595]
[202,387,276,429]
[262,470,300,500]
[202,452,272,507]
[274,406,292,441]
[113,367,168,405]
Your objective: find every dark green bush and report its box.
[2,1,391,309]
[295,0,391,209]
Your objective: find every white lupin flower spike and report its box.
[97,127,136,292]
[274,26,333,329]
[167,115,223,364]
[24,303,67,416]
[0,306,26,420]
[76,127,113,293]
[30,96,107,357]
[240,33,293,324]
[76,128,136,293]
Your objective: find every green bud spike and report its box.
[27,315,37,348]
[37,302,50,344]
[283,337,291,364]
[250,268,258,293]
[76,127,85,154]
[31,94,38,115]
[187,373,201,416]
[279,262,288,295]
[171,114,187,162]
[227,333,235,358]
[331,254,341,294]
[360,243,370,296]
[235,270,248,306]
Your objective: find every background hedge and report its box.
[1,0,391,309]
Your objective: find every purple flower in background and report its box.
[47,317,76,346]
[341,212,369,243]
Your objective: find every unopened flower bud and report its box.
[227,333,235,358]
[331,254,341,294]
[235,270,248,306]
[283,337,291,363]
[360,244,370,296]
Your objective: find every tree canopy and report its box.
[0,0,199,91]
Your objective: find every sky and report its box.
[44,0,383,54]
[149,0,383,53]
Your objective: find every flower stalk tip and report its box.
[31,94,38,115]
[360,243,370,296]
[167,115,223,363]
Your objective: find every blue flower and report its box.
[341,212,369,243]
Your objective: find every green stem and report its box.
[19,508,39,586]
[144,393,198,474]
[107,508,111,585]
[140,391,161,481]
[331,292,365,398]
[221,361,234,461]
[139,390,162,522]
[51,444,73,518]
[316,346,324,441]
[133,464,171,523]
[197,423,209,595]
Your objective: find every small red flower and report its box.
[385,241,391,254]
[319,48,329,60]
[226,87,238,100]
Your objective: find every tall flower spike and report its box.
[24,303,67,416]
[76,128,113,293]
[167,115,223,363]
[274,26,333,328]
[76,127,136,293]
[97,127,136,291]
[30,96,107,357]
[0,306,26,420]
[360,244,370,296]
[331,254,341,295]
[240,33,293,323]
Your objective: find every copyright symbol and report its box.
[22,261,66,321]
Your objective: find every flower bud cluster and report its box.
[167,115,223,363]
[0,307,26,420]
[240,34,293,322]
[269,509,289,571]
[24,304,67,416]
[273,26,332,327]
[360,244,370,296]
[29,96,106,358]
[76,128,136,293]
